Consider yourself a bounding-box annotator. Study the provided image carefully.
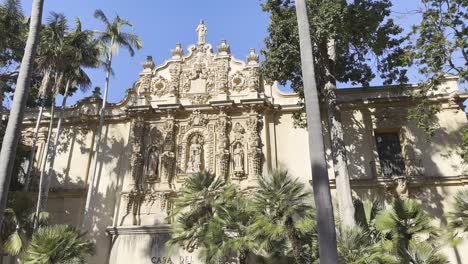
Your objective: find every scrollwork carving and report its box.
[160,118,176,186]
[216,115,230,179]
[230,71,246,91]
[138,75,153,96]
[188,110,209,127]
[130,119,146,186]
[216,59,229,94]
[247,67,260,92]
[169,63,181,96]
[151,76,169,96]
[246,115,263,177]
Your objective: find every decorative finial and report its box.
[196,20,207,45]
[247,48,259,65]
[171,42,184,59]
[92,87,102,98]
[217,39,230,55]
[143,55,155,70]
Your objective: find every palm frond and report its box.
[22,225,95,264]
[447,189,468,237]
[93,9,110,27]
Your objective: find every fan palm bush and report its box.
[22,224,95,264]
[402,240,448,264]
[199,185,257,264]
[447,189,468,239]
[1,192,48,257]
[168,172,225,252]
[353,199,383,240]
[374,198,441,262]
[337,227,398,264]
[249,169,318,263]
[169,172,243,263]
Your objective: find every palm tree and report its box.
[24,12,69,193]
[1,192,49,257]
[447,189,468,238]
[249,169,318,263]
[169,173,256,264]
[21,224,95,264]
[34,17,101,226]
[168,172,226,254]
[0,0,45,230]
[294,0,338,262]
[201,185,256,264]
[82,9,142,229]
[353,199,384,240]
[403,240,448,264]
[337,227,398,264]
[374,198,439,261]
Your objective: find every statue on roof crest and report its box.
[196,20,207,45]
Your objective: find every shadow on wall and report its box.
[342,108,465,264]
[27,121,132,263]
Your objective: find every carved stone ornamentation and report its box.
[232,142,245,177]
[138,75,153,96]
[196,20,207,45]
[160,117,176,187]
[143,55,155,70]
[187,134,204,173]
[216,59,230,94]
[230,71,246,91]
[130,119,146,186]
[233,122,245,141]
[178,119,215,176]
[246,48,259,65]
[151,76,169,96]
[171,42,184,59]
[123,186,145,226]
[246,115,263,178]
[246,67,260,92]
[188,110,209,127]
[394,176,409,199]
[217,39,231,55]
[215,114,230,179]
[144,145,160,183]
[169,63,181,96]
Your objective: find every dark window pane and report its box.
[375,132,405,177]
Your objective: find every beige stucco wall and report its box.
[14,34,467,263]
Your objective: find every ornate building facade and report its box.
[17,22,468,263]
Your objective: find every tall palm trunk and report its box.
[295,0,339,263]
[23,105,44,191]
[24,69,53,192]
[0,0,45,230]
[34,99,55,228]
[40,80,71,213]
[82,47,113,229]
[325,39,355,228]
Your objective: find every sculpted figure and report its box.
[196,20,207,44]
[145,147,160,181]
[233,143,244,173]
[188,135,203,173]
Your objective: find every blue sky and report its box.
[16,0,423,106]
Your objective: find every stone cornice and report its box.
[106,225,172,235]
[328,175,468,189]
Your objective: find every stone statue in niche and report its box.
[145,146,160,182]
[196,20,207,45]
[188,135,203,173]
[233,143,244,175]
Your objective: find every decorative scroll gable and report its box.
[133,21,263,107]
